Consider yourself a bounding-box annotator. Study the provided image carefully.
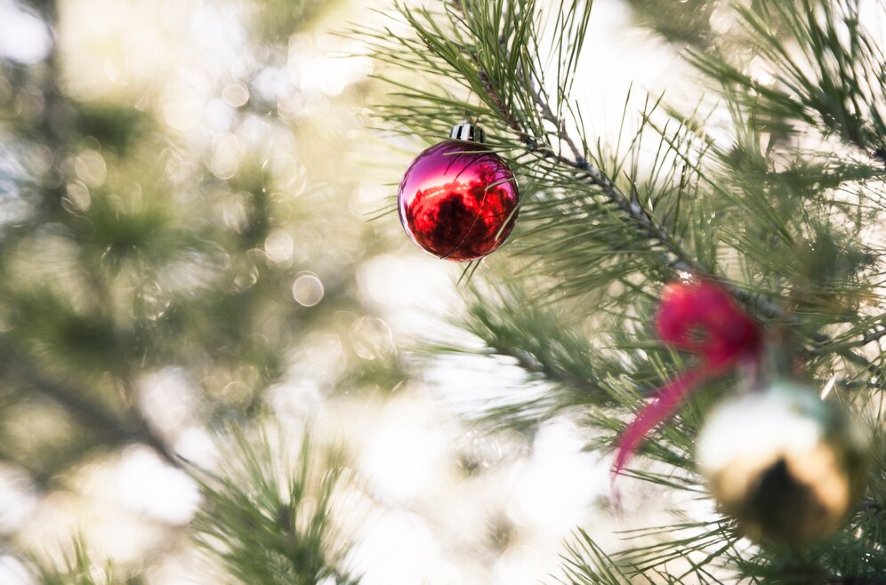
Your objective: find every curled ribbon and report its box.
[613,278,763,476]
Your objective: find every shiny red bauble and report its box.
[397,140,519,261]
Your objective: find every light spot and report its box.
[264,229,294,265]
[208,133,242,180]
[0,2,51,64]
[350,316,395,360]
[292,272,324,307]
[112,446,201,525]
[136,368,199,437]
[0,555,30,585]
[222,82,249,107]
[73,149,107,187]
[358,398,451,504]
[63,181,92,213]
[0,464,38,533]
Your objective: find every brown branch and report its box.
[3,352,180,469]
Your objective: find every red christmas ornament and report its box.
[397,123,519,261]
[613,278,764,477]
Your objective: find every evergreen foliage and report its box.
[0,0,375,581]
[1,0,884,583]
[191,430,359,585]
[368,0,885,582]
[28,541,144,585]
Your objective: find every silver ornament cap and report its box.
[696,380,870,546]
[449,122,486,143]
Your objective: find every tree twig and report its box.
[3,352,180,468]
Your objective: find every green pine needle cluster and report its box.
[191,430,359,585]
[28,540,144,585]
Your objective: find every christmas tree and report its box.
[367,0,884,581]
[1,0,884,583]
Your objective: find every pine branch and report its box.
[191,428,359,585]
[0,1,179,472]
[1,346,179,468]
[689,0,886,160]
[444,0,883,376]
[373,2,886,582]
[446,1,703,274]
[559,525,740,585]
[27,538,145,585]
[523,66,882,375]
[858,499,882,513]
[858,327,886,347]
[427,281,613,430]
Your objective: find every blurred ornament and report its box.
[614,278,763,475]
[397,122,519,261]
[696,380,870,546]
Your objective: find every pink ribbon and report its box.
[613,279,763,476]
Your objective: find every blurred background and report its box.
[0,0,778,583]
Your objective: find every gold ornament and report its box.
[695,380,870,546]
